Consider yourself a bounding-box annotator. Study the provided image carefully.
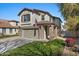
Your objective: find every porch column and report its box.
[49,25,54,39]
[39,25,45,39]
[55,27,58,38]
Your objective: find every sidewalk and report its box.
[0,36,20,42]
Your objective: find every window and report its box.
[2,28,6,34]
[42,15,44,20]
[24,14,30,22]
[10,28,12,33]
[16,23,18,26]
[15,29,16,32]
[50,17,51,21]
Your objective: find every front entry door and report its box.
[44,26,49,39]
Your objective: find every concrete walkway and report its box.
[0,36,20,42]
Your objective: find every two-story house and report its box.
[18,8,62,40]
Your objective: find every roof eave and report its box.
[18,8,33,16]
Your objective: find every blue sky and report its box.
[0,3,64,22]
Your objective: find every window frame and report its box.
[2,28,6,34]
[41,15,45,20]
[23,14,30,22]
[10,28,12,33]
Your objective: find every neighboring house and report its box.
[18,8,62,39]
[0,20,19,36]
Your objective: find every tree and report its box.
[59,3,79,20]
[58,3,79,33]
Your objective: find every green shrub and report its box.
[1,39,65,56]
[48,39,66,47]
[49,45,63,56]
[47,39,65,56]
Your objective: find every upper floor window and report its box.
[24,14,30,22]
[16,23,18,26]
[42,15,44,20]
[50,17,51,21]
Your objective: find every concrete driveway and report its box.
[0,36,33,53]
[0,36,20,42]
[0,36,48,53]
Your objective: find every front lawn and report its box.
[1,39,65,56]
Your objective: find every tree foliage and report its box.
[59,3,79,20]
[58,3,79,32]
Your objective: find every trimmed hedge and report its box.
[1,39,65,56]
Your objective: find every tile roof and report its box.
[18,8,51,16]
[0,20,18,28]
[8,20,19,23]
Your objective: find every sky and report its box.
[0,3,64,23]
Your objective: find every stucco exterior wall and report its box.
[0,28,2,33]
[9,22,17,26]
[49,25,54,39]
[32,13,40,25]
[0,28,2,36]
[20,10,51,26]
[0,28,18,36]
[45,14,50,21]
[20,10,32,26]
[38,26,44,39]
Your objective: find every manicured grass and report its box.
[0,34,19,39]
[1,39,65,56]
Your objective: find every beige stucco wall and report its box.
[0,28,2,33]
[5,29,18,35]
[19,10,32,26]
[9,22,17,26]
[49,25,54,39]
[38,26,44,39]
[0,28,18,36]
[45,14,50,21]
[32,13,41,25]
[20,10,51,27]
